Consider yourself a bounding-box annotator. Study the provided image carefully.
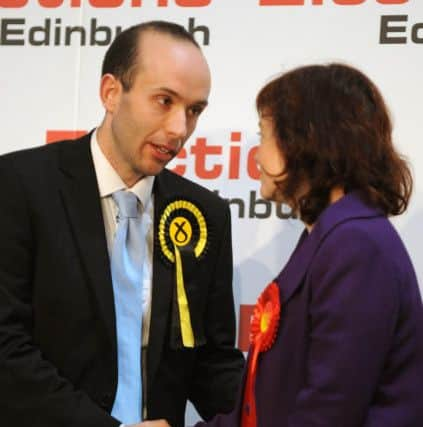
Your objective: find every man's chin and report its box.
[138,162,168,178]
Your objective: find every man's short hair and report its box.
[102,20,200,91]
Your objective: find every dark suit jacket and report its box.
[0,134,244,427]
[197,192,423,427]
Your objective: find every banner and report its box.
[1,0,422,422]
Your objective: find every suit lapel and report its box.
[277,191,384,303]
[58,134,116,348]
[148,170,175,388]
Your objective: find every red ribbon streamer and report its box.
[241,282,281,427]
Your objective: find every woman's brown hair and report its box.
[256,63,412,225]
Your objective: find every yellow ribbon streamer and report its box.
[174,245,194,347]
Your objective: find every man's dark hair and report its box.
[256,63,413,224]
[102,21,200,91]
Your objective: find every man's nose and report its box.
[165,108,188,140]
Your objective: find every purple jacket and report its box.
[197,192,423,427]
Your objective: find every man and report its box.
[0,21,244,427]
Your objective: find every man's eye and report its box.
[158,96,172,106]
[188,106,204,117]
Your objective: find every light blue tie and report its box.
[111,190,143,424]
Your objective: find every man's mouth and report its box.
[149,143,177,160]
[155,145,172,155]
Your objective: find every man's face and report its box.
[100,31,211,186]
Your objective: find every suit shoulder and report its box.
[323,216,400,256]
[315,217,386,262]
[0,137,90,176]
[0,139,72,167]
[314,215,414,284]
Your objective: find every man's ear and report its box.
[100,74,122,113]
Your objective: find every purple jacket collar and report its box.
[276,191,384,303]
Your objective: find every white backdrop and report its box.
[1,0,422,423]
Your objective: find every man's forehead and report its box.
[135,34,209,79]
[136,30,200,59]
[135,34,207,76]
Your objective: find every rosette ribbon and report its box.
[241,282,281,427]
[158,200,208,348]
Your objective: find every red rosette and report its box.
[250,281,280,351]
[241,282,281,427]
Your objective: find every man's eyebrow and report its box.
[155,87,208,107]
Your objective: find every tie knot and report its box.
[113,190,139,219]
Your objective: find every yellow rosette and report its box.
[158,200,208,348]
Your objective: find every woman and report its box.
[144,63,423,427]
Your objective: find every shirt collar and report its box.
[90,129,155,207]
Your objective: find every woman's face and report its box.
[256,116,286,201]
